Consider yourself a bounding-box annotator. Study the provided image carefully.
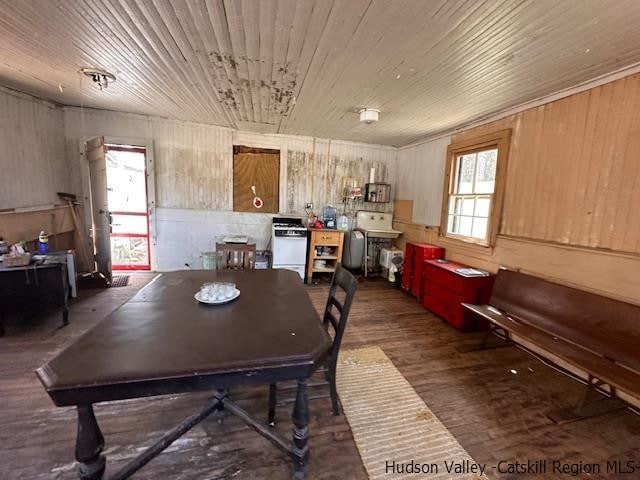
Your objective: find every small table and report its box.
[0,262,69,336]
[36,269,331,480]
[306,229,344,283]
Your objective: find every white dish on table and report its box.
[195,288,240,305]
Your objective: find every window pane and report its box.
[475,149,497,194]
[447,215,454,233]
[457,216,472,236]
[471,217,488,240]
[461,197,475,216]
[111,214,148,234]
[111,237,149,266]
[456,154,476,194]
[448,197,458,215]
[106,150,147,212]
[475,197,491,217]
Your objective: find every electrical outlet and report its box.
[306,202,313,209]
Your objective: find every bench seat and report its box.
[463,303,640,400]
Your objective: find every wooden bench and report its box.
[462,269,640,423]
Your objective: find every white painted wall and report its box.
[0,87,70,209]
[396,135,451,226]
[63,108,397,271]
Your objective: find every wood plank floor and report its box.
[1,274,639,480]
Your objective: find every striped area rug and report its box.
[337,346,488,479]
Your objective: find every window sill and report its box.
[439,233,494,251]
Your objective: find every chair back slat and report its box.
[325,311,339,331]
[323,264,358,361]
[216,243,256,271]
[329,296,344,314]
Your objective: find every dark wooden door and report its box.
[233,151,280,213]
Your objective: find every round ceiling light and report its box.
[359,108,380,124]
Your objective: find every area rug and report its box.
[337,346,489,479]
[110,275,130,288]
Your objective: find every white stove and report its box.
[271,217,308,280]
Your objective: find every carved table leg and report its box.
[291,379,309,480]
[62,305,69,326]
[76,404,106,480]
[268,383,277,426]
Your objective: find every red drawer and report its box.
[422,294,469,331]
[423,278,467,305]
[423,294,484,332]
[410,244,445,297]
[423,262,466,294]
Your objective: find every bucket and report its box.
[202,252,217,270]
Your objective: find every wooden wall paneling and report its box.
[394,72,640,304]
[393,200,413,223]
[0,88,70,210]
[536,98,569,241]
[554,91,588,244]
[582,81,615,248]
[501,112,526,237]
[63,108,397,218]
[598,76,637,250]
[442,73,640,254]
[233,152,280,213]
[616,79,640,252]
[568,87,599,247]
[0,206,75,244]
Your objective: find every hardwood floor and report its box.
[1,274,639,479]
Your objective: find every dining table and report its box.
[36,269,332,480]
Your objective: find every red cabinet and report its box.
[402,242,445,297]
[421,259,494,332]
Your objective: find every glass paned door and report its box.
[105,146,150,270]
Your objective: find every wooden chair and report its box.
[268,264,358,424]
[216,243,256,271]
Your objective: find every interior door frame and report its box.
[80,136,157,272]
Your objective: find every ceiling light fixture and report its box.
[80,67,116,90]
[359,108,380,124]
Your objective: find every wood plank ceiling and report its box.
[2,0,640,146]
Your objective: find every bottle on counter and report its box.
[38,231,50,254]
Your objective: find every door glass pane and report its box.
[475,149,497,193]
[456,154,476,194]
[111,237,149,266]
[475,197,491,217]
[471,217,488,240]
[106,150,147,212]
[111,214,148,234]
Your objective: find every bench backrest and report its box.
[490,269,640,373]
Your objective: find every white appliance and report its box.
[356,211,403,277]
[271,217,308,280]
[380,247,404,269]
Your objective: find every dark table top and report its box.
[37,269,331,406]
[0,261,65,273]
